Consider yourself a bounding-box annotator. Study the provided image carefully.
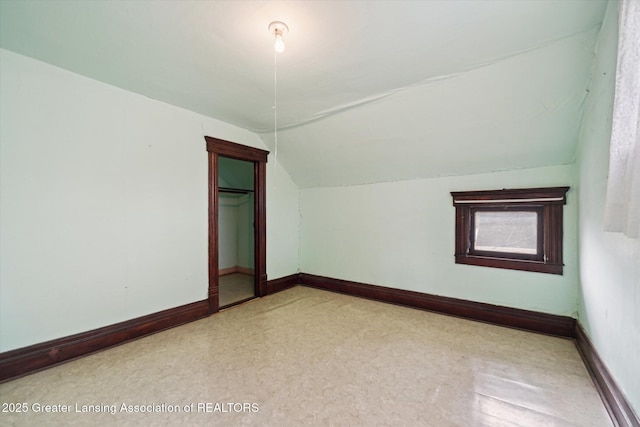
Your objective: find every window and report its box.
[451,187,569,275]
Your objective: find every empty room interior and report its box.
[0,1,638,426]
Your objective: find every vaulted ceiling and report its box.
[0,0,608,188]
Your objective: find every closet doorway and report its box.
[205,137,268,313]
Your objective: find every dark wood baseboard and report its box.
[3,272,636,427]
[0,272,298,383]
[0,300,209,383]
[299,273,640,426]
[267,273,300,295]
[575,323,640,427]
[299,273,575,337]
[219,266,255,276]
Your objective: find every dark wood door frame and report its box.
[205,136,269,314]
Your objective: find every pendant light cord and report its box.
[273,48,278,188]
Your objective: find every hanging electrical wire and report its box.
[268,21,288,188]
[273,46,278,187]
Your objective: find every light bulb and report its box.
[268,21,288,53]
[274,33,285,53]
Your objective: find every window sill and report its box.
[455,255,564,275]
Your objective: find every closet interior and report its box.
[218,156,255,308]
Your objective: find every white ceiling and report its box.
[0,0,608,188]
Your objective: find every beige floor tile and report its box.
[219,273,255,307]
[0,286,612,426]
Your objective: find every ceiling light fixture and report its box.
[268,21,288,53]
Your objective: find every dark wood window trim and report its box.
[205,136,269,314]
[451,187,569,275]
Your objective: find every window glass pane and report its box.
[474,211,538,255]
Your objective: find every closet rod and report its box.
[219,187,254,194]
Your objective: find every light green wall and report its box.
[218,194,254,270]
[0,49,300,352]
[219,156,254,191]
[300,164,577,315]
[575,1,640,413]
[237,195,255,269]
[218,194,240,269]
[218,199,238,269]
[266,161,301,278]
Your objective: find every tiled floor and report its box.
[219,273,255,307]
[0,286,611,426]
